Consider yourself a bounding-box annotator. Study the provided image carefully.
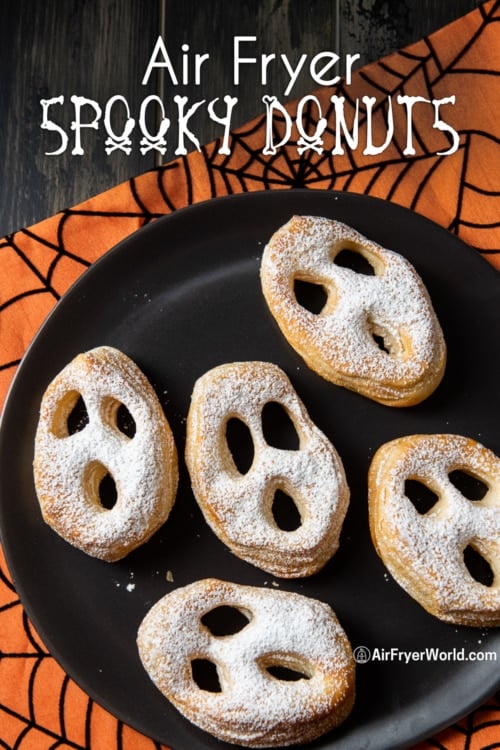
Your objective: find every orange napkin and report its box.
[0,1,498,748]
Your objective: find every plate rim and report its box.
[0,188,499,750]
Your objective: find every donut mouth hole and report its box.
[259,655,313,682]
[224,416,254,475]
[261,401,301,451]
[332,243,377,276]
[372,331,391,354]
[271,488,302,532]
[98,472,118,510]
[293,277,329,315]
[101,397,136,438]
[463,544,495,587]
[51,391,89,437]
[201,605,251,636]
[191,658,222,693]
[367,318,404,359]
[448,469,488,501]
[404,479,440,515]
[85,461,118,511]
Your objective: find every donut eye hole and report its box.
[293,278,328,314]
[225,417,254,475]
[261,401,300,451]
[272,488,302,531]
[66,393,89,435]
[404,479,440,515]
[201,605,251,636]
[191,658,222,693]
[333,244,377,276]
[260,656,313,682]
[463,544,494,587]
[51,391,89,437]
[115,403,136,438]
[101,397,136,438]
[448,469,488,501]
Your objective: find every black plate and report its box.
[0,190,499,750]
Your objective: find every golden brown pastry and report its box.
[368,433,500,626]
[137,578,355,747]
[185,361,349,578]
[260,215,446,407]
[33,346,178,561]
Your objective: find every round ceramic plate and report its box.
[0,190,499,750]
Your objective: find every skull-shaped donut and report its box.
[185,361,349,577]
[368,433,500,626]
[33,346,178,561]
[260,215,446,407]
[137,578,355,747]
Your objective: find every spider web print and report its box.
[0,2,499,749]
[205,0,500,259]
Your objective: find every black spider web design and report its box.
[204,0,500,262]
[0,582,166,749]
[422,692,500,749]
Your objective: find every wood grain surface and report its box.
[0,0,482,237]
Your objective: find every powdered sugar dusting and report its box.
[137,578,355,747]
[185,361,349,577]
[260,216,446,405]
[370,434,500,625]
[33,346,178,561]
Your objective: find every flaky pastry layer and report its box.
[260,216,446,407]
[33,346,178,561]
[137,578,355,747]
[368,433,500,626]
[185,361,349,577]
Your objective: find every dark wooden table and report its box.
[0,0,482,237]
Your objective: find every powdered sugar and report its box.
[260,216,446,405]
[33,346,178,561]
[369,434,500,625]
[137,578,355,747]
[185,361,350,577]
